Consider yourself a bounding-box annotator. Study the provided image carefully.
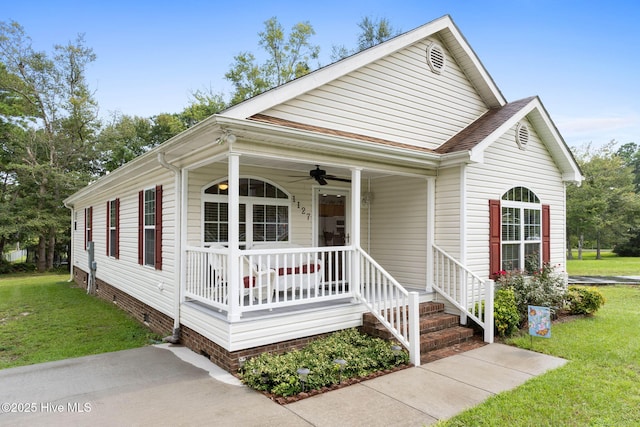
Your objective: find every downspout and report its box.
[64,203,75,283]
[158,152,182,344]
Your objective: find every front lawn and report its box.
[439,285,640,426]
[566,250,640,275]
[0,274,158,369]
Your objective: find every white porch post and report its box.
[484,279,495,343]
[227,153,241,321]
[350,168,362,298]
[426,177,435,293]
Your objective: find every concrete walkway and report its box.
[0,343,566,426]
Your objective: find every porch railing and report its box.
[184,245,355,316]
[432,244,494,343]
[357,248,420,366]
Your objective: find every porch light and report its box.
[297,368,310,391]
[218,182,229,191]
[333,358,346,383]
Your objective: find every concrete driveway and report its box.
[0,343,566,426]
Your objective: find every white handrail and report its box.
[357,248,420,366]
[432,244,494,343]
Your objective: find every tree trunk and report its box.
[37,235,47,272]
[0,236,5,257]
[596,231,602,260]
[47,232,55,269]
[566,229,573,260]
[578,233,584,260]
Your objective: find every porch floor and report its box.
[184,288,434,322]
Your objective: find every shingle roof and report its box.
[435,97,537,154]
[249,114,437,153]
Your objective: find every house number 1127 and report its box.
[292,196,311,221]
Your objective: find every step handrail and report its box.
[432,244,494,343]
[356,247,420,366]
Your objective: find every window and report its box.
[84,207,93,250]
[202,178,289,244]
[489,187,550,277]
[138,186,162,269]
[107,199,120,258]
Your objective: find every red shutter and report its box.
[106,201,110,256]
[155,185,163,270]
[138,191,144,265]
[489,199,501,279]
[115,198,120,260]
[542,204,550,265]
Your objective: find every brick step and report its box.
[361,300,477,357]
[361,312,462,340]
[419,326,475,353]
[362,301,445,326]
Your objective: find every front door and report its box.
[315,188,349,285]
[316,188,348,247]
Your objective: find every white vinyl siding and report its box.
[434,165,462,257]
[367,176,428,288]
[71,169,176,318]
[262,38,487,150]
[464,119,566,277]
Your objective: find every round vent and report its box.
[426,42,446,74]
[516,122,530,149]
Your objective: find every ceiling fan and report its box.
[291,165,351,186]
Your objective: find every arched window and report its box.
[490,187,550,276]
[500,187,542,272]
[202,178,289,244]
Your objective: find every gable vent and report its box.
[516,122,530,149]
[426,43,446,74]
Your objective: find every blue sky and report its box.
[4,0,639,149]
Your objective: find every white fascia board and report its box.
[223,15,504,118]
[439,22,506,108]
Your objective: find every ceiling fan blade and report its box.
[325,176,351,183]
[317,176,328,185]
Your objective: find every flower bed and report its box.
[238,328,410,403]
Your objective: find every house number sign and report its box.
[292,195,311,221]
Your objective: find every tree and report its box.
[331,17,400,61]
[567,142,640,259]
[0,20,99,271]
[95,113,153,173]
[179,88,227,127]
[225,17,319,105]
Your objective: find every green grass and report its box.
[0,273,159,369]
[566,250,640,275]
[439,285,640,426]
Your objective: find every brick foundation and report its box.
[73,266,333,373]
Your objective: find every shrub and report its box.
[239,328,409,397]
[496,263,566,324]
[565,286,605,315]
[493,288,520,337]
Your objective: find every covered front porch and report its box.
[163,118,493,365]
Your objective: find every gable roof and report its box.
[222,15,506,119]
[436,97,537,154]
[437,96,582,183]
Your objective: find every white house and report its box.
[64,15,582,370]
